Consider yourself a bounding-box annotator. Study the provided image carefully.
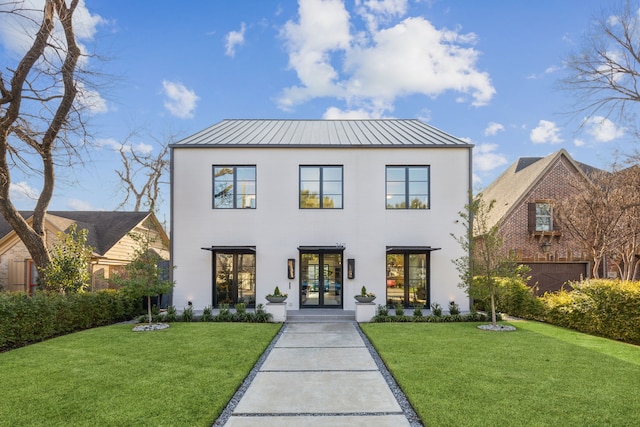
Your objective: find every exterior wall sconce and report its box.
[287,259,295,279]
[541,241,552,253]
[347,258,355,279]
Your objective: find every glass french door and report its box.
[214,252,256,307]
[386,252,428,307]
[300,252,342,307]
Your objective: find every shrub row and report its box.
[145,303,272,323]
[372,304,498,323]
[0,290,141,351]
[494,278,640,345]
[540,279,640,345]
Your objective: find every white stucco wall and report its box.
[171,146,470,311]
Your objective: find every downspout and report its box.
[467,145,474,312]
[168,145,175,307]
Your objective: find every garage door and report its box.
[522,262,588,295]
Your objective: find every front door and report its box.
[214,252,256,307]
[300,252,342,307]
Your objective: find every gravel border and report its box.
[211,322,424,426]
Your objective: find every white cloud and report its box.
[585,116,624,142]
[527,64,563,80]
[484,122,504,136]
[473,143,508,173]
[68,198,98,211]
[225,22,246,57]
[323,106,376,119]
[97,138,153,154]
[278,0,494,116]
[161,80,199,119]
[74,81,108,114]
[279,0,351,109]
[96,138,124,151]
[0,0,106,56]
[530,120,563,144]
[10,181,39,201]
[133,142,154,154]
[573,138,585,147]
[356,0,408,32]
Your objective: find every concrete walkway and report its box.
[217,322,418,426]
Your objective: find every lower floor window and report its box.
[214,252,256,307]
[386,252,428,307]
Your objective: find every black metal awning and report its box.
[386,246,441,253]
[297,245,345,252]
[201,246,256,252]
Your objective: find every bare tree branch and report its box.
[0,0,96,279]
[114,129,172,214]
[561,0,640,135]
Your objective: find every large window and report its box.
[300,166,343,209]
[213,166,256,209]
[214,251,256,307]
[386,251,429,307]
[386,166,429,209]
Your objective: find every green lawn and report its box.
[361,321,640,427]
[0,323,280,427]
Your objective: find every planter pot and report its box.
[266,296,288,303]
[354,296,376,303]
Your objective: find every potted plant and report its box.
[266,286,288,303]
[354,285,376,303]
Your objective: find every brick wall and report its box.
[498,156,589,263]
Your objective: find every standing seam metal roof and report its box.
[171,119,471,148]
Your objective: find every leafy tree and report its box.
[40,223,93,294]
[452,195,526,325]
[0,1,100,280]
[114,232,173,324]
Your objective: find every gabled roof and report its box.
[171,119,472,148]
[0,211,160,256]
[480,149,600,228]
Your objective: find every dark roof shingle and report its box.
[0,211,150,256]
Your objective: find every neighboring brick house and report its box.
[479,149,601,293]
[0,211,169,293]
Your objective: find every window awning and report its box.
[297,245,345,252]
[201,246,256,252]
[386,246,441,253]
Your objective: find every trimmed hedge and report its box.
[0,290,141,351]
[372,306,498,323]
[540,279,640,345]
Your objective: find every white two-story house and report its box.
[170,119,472,312]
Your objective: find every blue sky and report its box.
[1,0,634,224]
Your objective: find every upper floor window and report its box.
[528,202,553,232]
[386,166,430,209]
[213,166,256,209]
[300,166,343,209]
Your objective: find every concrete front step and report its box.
[286,309,355,323]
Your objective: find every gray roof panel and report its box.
[171,119,471,148]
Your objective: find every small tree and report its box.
[40,224,93,294]
[115,232,173,324]
[452,195,525,325]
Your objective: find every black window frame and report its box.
[299,165,344,209]
[212,165,257,209]
[385,165,430,209]
[386,249,431,308]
